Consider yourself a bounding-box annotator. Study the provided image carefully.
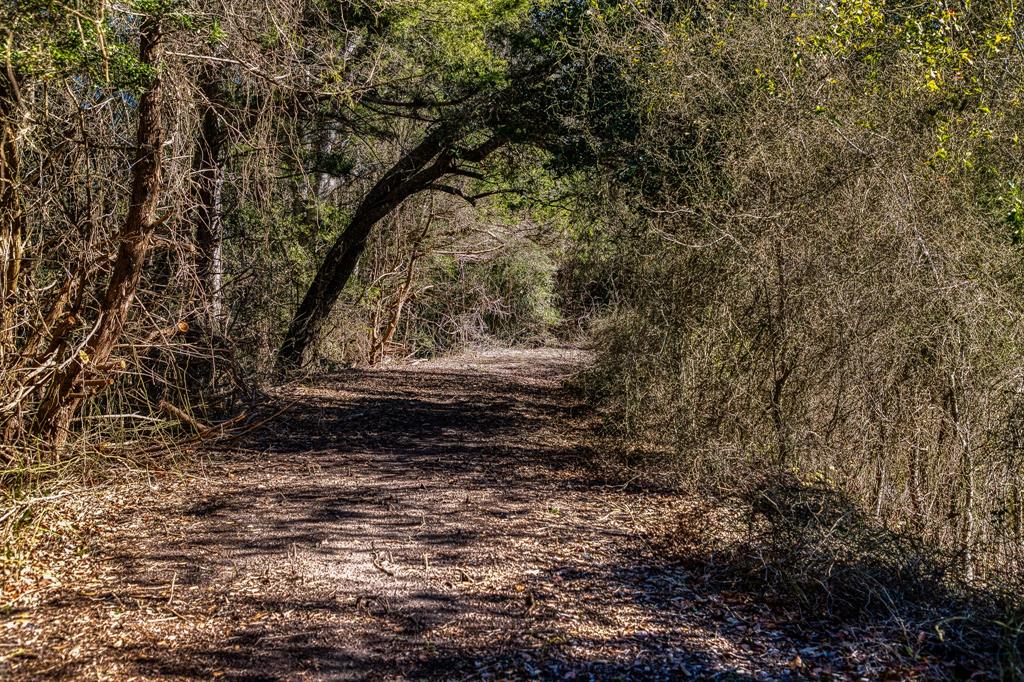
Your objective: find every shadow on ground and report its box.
[5,350,968,680]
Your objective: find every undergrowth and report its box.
[637,467,1024,679]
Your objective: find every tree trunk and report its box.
[192,67,227,330]
[948,370,975,581]
[0,61,24,364]
[276,130,445,371]
[276,195,412,371]
[33,19,165,446]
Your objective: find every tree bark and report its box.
[192,66,227,330]
[33,19,165,445]
[0,57,24,364]
[275,128,505,371]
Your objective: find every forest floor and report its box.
[0,348,990,680]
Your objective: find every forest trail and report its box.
[4,349,921,680]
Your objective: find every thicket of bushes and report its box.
[569,0,1024,629]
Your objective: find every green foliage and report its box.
[1005,182,1024,245]
[389,0,539,88]
[1,0,168,91]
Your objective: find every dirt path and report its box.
[3,349,935,680]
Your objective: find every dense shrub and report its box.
[577,0,1024,594]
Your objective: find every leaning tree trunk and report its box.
[33,19,165,446]
[276,130,449,370]
[275,129,505,371]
